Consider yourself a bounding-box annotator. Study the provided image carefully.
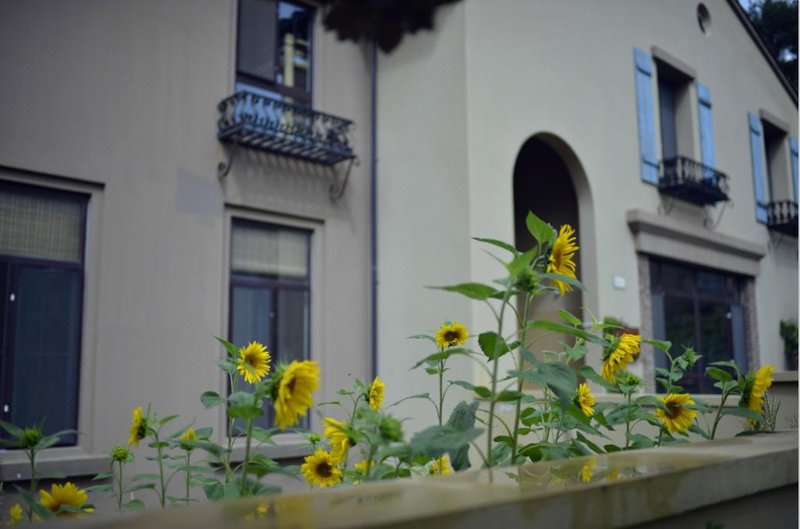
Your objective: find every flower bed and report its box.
[0,212,781,524]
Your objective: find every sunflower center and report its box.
[665,403,681,419]
[444,331,459,343]
[317,462,333,478]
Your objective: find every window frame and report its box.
[0,179,88,446]
[225,213,318,432]
[235,0,315,106]
[650,258,748,395]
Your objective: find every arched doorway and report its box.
[513,134,595,362]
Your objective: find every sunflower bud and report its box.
[20,426,43,449]
[110,445,131,462]
[379,416,403,442]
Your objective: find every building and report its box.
[0,0,373,481]
[374,0,798,426]
[0,0,796,491]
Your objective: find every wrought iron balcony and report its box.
[766,200,798,236]
[217,90,355,166]
[658,156,729,206]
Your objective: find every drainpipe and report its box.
[370,39,378,378]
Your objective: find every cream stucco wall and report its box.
[377,0,797,417]
[0,0,372,481]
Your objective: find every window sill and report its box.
[0,447,109,483]
[228,432,312,463]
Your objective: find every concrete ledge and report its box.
[58,432,797,529]
[627,209,766,276]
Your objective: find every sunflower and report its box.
[429,455,453,475]
[6,504,22,526]
[601,334,640,383]
[742,364,775,415]
[368,376,386,411]
[274,360,320,430]
[301,450,342,487]
[547,224,579,295]
[576,383,595,417]
[323,417,350,463]
[434,322,468,349]
[179,426,197,451]
[39,482,93,517]
[237,341,271,384]
[128,406,148,447]
[354,459,374,476]
[656,393,697,433]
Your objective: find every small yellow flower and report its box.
[179,427,197,451]
[128,406,147,447]
[237,341,271,384]
[39,482,93,517]
[6,504,22,526]
[601,334,640,383]
[274,360,320,430]
[434,322,468,349]
[547,224,579,295]
[656,393,697,433]
[743,364,775,416]
[368,376,386,411]
[430,455,453,475]
[323,417,350,463]
[579,457,596,483]
[576,383,595,417]
[354,459,373,476]
[301,450,342,487]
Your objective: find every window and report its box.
[650,259,747,394]
[0,181,87,445]
[748,111,798,226]
[229,219,311,430]
[655,58,693,161]
[237,0,313,105]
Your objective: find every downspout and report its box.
[370,39,378,378]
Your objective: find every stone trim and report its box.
[626,209,766,276]
[651,45,697,80]
[759,108,791,134]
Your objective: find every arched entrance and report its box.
[513,134,596,360]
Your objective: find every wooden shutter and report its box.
[748,113,768,223]
[634,48,658,184]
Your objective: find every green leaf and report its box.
[578,365,617,391]
[538,272,587,292]
[412,347,472,369]
[408,334,436,343]
[0,420,24,438]
[643,339,672,352]
[478,331,511,360]
[627,433,654,449]
[575,432,604,454]
[507,248,536,276]
[445,401,479,471]
[159,414,179,426]
[473,237,517,253]
[494,390,523,402]
[128,482,157,492]
[227,391,264,420]
[92,471,113,481]
[512,359,577,410]
[203,480,224,501]
[635,395,667,410]
[558,310,583,327]
[526,320,609,347]
[525,211,555,246]
[409,425,482,457]
[123,499,146,511]
[706,367,733,382]
[251,426,279,444]
[214,357,237,375]
[201,391,224,409]
[214,336,240,357]
[450,380,491,399]
[432,282,499,300]
[388,392,431,407]
[84,484,114,493]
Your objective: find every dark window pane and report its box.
[238,0,277,82]
[696,270,728,298]
[12,266,81,443]
[659,261,693,293]
[658,78,677,159]
[277,2,312,93]
[0,263,5,359]
[663,296,696,350]
[276,289,308,363]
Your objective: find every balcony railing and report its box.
[658,156,729,206]
[766,200,798,236]
[217,90,355,166]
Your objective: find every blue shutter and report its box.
[634,48,658,184]
[697,83,716,183]
[748,113,768,223]
[790,136,798,202]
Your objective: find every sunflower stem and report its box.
[486,288,513,467]
[239,418,254,497]
[154,431,167,508]
[710,387,731,440]
[511,291,532,463]
[28,448,36,521]
[225,373,238,483]
[437,358,445,426]
[624,391,633,449]
[185,452,191,504]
